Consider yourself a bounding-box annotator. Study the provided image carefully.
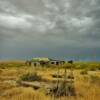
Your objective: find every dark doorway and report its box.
[56,62,59,65]
[34,63,37,67]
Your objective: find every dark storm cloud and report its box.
[0,0,100,60]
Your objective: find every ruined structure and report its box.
[26,57,65,66]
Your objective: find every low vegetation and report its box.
[0,61,100,100]
[80,70,88,75]
[19,72,42,82]
[90,75,100,86]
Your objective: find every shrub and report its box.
[67,75,74,79]
[74,64,88,69]
[0,63,6,69]
[19,72,42,82]
[80,70,88,75]
[52,74,62,78]
[88,64,99,71]
[0,69,3,73]
[88,66,97,71]
[98,67,100,70]
[90,75,100,85]
[96,64,100,70]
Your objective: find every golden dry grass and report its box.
[0,61,100,100]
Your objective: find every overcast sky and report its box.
[0,0,100,60]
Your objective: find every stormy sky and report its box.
[0,0,100,60]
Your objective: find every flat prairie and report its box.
[0,61,100,100]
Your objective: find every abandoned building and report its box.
[26,57,65,66]
[31,58,49,66]
[50,60,65,65]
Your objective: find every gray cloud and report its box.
[0,0,100,60]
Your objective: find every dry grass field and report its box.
[0,61,100,100]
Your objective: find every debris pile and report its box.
[46,63,76,97]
